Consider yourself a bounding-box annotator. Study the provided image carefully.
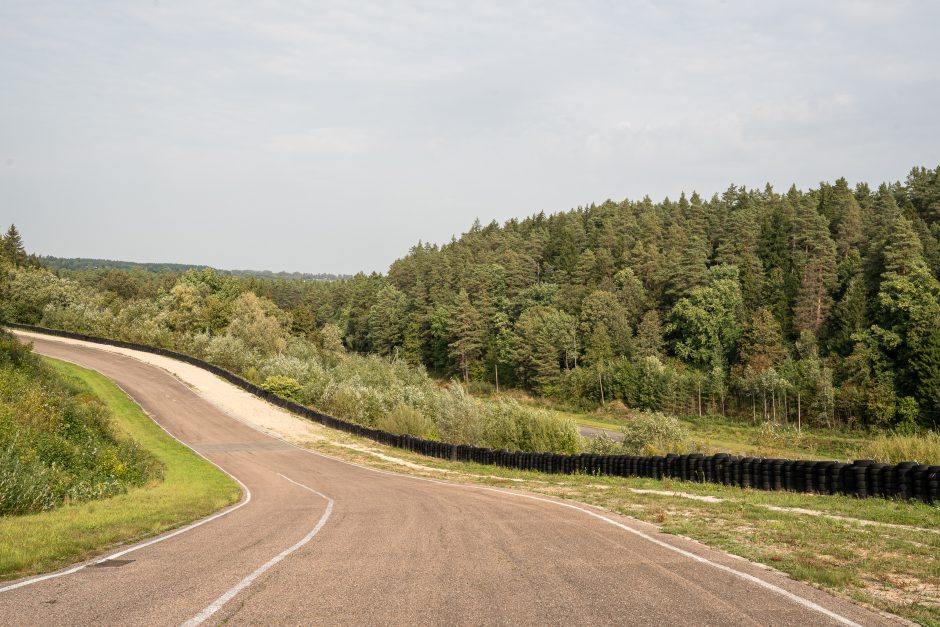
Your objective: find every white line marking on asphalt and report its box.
[477,489,863,627]
[182,473,333,627]
[0,355,253,595]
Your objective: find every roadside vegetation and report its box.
[548,401,940,464]
[0,345,240,580]
[0,330,160,515]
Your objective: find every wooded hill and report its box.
[289,166,940,429]
[2,166,939,432]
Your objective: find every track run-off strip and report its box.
[182,474,334,627]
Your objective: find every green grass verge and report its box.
[0,358,242,581]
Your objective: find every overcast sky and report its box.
[2,1,938,274]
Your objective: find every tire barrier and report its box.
[6,322,939,505]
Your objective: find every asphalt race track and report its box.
[0,335,900,626]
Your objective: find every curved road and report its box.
[0,336,898,626]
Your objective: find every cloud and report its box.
[1,1,939,273]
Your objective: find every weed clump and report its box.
[752,421,805,452]
[857,431,940,465]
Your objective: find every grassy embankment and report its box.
[276,412,940,625]
[0,358,241,580]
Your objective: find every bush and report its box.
[752,421,805,452]
[261,375,303,401]
[586,433,621,454]
[375,404,436,439]
[506,403,580,453]
[259,354,314,383]
[432,385,486,445]
[594,400,632,421]
[323,376,400,425]
[619,412,691,455]
[205,334,254,373]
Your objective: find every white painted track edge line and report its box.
[476,488,863,627]
[19,333,866,626]
[0,354,253,595]
[182,474,334,627]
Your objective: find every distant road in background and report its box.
[578,424,625,441]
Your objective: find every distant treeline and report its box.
[40,256,349,282]
[284,166,940,430]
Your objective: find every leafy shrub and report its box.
[429,387,580,453]
[109,300,169,347]
[507,403,580,453]
[260,354,313,383]
[261,375,303,401]
[619,412,691,455]
[1,268,89,324]
[432,385,486,445]
[206,334,254,373]
[594,400,632,421]
[182,330,213,360]
[375,404,436,438]
[586,433,621,454]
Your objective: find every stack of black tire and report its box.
[7,322,939,505]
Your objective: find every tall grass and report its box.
[857,431,940,465]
